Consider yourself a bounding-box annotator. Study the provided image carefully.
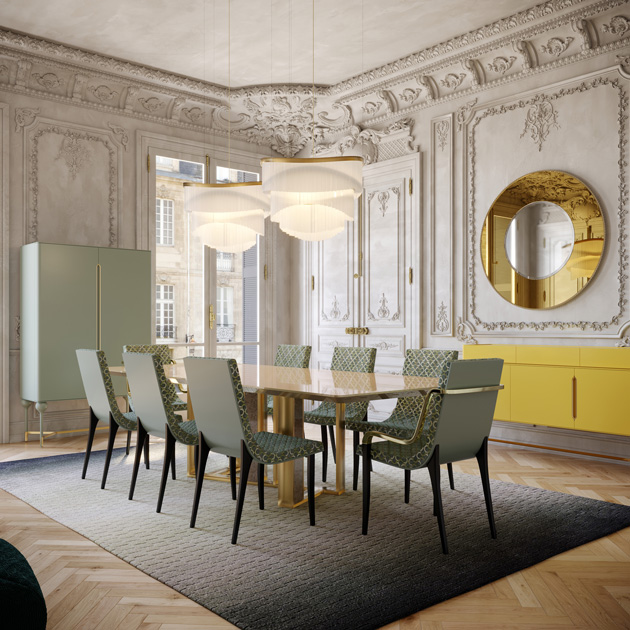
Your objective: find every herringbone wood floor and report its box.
[1,433,629,630]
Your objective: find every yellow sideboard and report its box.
[462,345,630,436]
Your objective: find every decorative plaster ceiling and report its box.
[0,0,545,88]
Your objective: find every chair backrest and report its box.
[122,352,177,438]
[184,357,250,458]
[330,346,376,373]
[274,344,311,368]
[123,344,174,365]
[76,349,120,424]
[432,358,503,464]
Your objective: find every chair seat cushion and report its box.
[357,437,431,470]
[304,401,367,425]
[0,539,47,630]
[116,410,138,432]
[171,398,188,412]
[250,431,323,465]
[169,419,198,445]
[346,415,415,439]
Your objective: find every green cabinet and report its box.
[21,243,151,405]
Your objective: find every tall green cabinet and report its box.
[20,243,151,444]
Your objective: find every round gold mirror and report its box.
[481,171,604,309]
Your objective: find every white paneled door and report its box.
[309,154,420,419]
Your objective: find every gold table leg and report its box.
[275,395,306,507]
[323,402,346,496]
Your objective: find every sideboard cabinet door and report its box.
[576,369,630,436]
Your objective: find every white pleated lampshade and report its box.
[261,157,363,241]
[184,182,269,252]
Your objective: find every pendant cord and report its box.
[311,0,315,157]
[228,0,231,173]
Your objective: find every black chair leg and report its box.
[352,431,360,491]
[232,441,253,545]
[476,436,497,539]
[321,425,328,483]
[171,448,176,480]
[404,469,411,504]
[447,462,455,490]
[81,407,99,479]
[129,421,148,500]
[427,446,448,554]
[190,434,210,528]
[328,425,337,463]
[307,454,315,526]
[125,430,132,456]
[258,463,264,510]
[157,425,175,513]
[362,443,372,535]
[229,457,237,501]
[101,413,119,490]
[144,436,150,469]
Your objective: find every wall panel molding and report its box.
[0,102,8,441]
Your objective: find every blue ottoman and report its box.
[0,539,47,629]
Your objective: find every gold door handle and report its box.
[209,304,216,330]
[345,327,370,335]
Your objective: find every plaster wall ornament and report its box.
[32,72,64,90]
[399,87,422,104]
[419,75,437,100]
[377,89,398,114]
[0,64,7,75]
[520,94,560,151]
[123,86,140,112]
[169,96,185,119]
[440,72,466,90]
[513,40,536,70]
[377,190,390,217]
[436,302,450,333]
[572,18,595,50]
[138,97,165,113]
[617,54,630,72]
[329,296,341,320]
[455,99,477,131]
[157,184,168,198]
[71,73,88,100]
[456,317,477,344]
[486,56,517,75]
[362,101,382,116]
[616,335,630,347]
[181,107,204,123]
[435,119,450,151]
[318,103,354,128]
[602,15,630,36]
[15,107,39,132]
[14,316,20,342]
[15,59,31,89]
[369,341,398,351]
[88,84,118,102]
[463,59,484,87]
[466,76,628,334]
[56,135,91,179]
[107,122,128,151]
[541,36,574,57]
[377,293,390,319]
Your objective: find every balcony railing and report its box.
[217,254,234,272]
[217,324,235,342]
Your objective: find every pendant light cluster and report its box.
[185,0,363,252]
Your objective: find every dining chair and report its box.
[123,344,188,413]
[265,344,312,418]
[184,356,323,544]
[76,349,147,489]
[346,348,458,492]
[360,358,503,554]
[304,346,377,482]
[122,352,198,512]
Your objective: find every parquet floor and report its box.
[1,433,629,630]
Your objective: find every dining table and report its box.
[112,362,439,508]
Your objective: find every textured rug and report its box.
[1,445,630,630]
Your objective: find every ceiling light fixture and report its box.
[261,0,363,241]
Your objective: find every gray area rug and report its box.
[1,445,630,630]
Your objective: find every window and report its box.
[216,286,234,342]
[156,198,174,246]
[217,251,234,272]
[156,285,175,339]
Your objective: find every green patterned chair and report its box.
[184,357,323,544]
[76,349,148,489]
[123,352,199,512]
[346,348,458,491]
[361,358,504,554]
[304,346,377,482]
[265,345,312,417]
[123,344,188,413]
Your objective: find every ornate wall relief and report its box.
[24,116,121,247]
[463,72,628,337]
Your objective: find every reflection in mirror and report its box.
[481,171,604,309]
[505,201,574,280]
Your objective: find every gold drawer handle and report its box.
[345,327,369,335]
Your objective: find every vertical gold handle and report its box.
[209,304,216,330]
[96,264,102,350]
[572,376,577,419]
[311,275,315,291]
[409,267,413,284]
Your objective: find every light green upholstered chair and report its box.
[361,358,504,554]
[123,344,188,413]
[123,352,198,512]
[184,357,323,544]
[346,348,459,491]
[304,346,377,482]
[76,349,146,489]
[265,345,312,417]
